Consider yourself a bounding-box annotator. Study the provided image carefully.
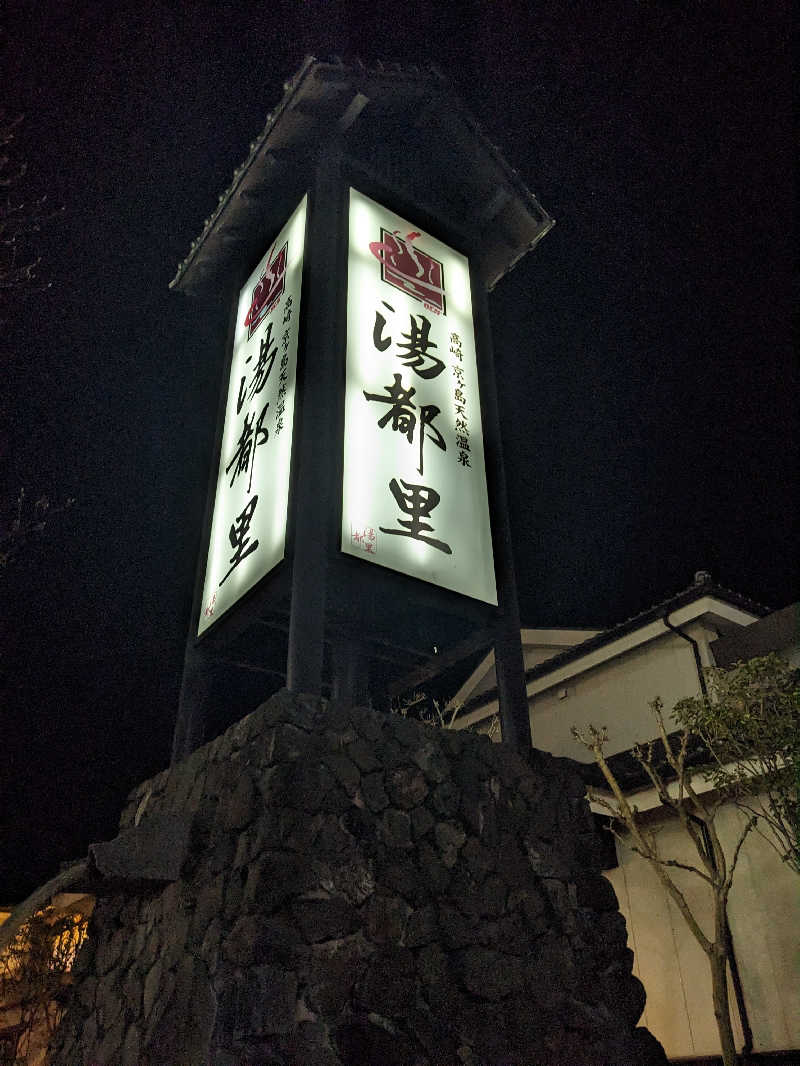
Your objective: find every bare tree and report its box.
[392,689,500,739]
[0,906,88,1065]
[0,488,74,571]
[673,655,800,873]
[573,704,755,1066]
[0,112,60,315]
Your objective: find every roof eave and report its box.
[170,56,553,299]
[456,582,770,719]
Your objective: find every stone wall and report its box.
[49,691,668,1065]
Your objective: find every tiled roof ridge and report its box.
[522,578,770,645]
[170,54,314,291]
[170,54,552,294]
[462,578,770,716]
[170,56,452,292]
[594,576,766,637]
[529,576,772,667]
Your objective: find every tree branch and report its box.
[723,816,757,898]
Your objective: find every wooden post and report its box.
[331,637,370,704]
[172,647,215,762]
[286,140,346,694]
[470,262,532,752]
[172,291,240,763]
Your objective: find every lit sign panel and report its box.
[198,195,307,635]
[342,189,497,605]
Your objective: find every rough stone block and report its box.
[598,970,647,1028]
[405,903,438,948]
[440,728,467,758]
[244,850,315,912]
[365,893,408,943]
[415,941,447,985]
[434,820,466,867]
[274,721,311,762]
[576,872,619,912]
[386,764,429,809]
[378,858,424,903]
[285,1020,345,1066]
[89,812,192,884]
[389,714,423,748]
[120,1023,140,1066]
[49,691,666,1066]
[313,816,358,861]
[524,835,572,879]
[430,778,461,817]
[358,947,416,1015]
[460,835,495,879]
[417,840,451,893]
[322,751,361,796]
[437,902,479,949]
[411,740,450,783]
[410,804,435,839]
[480,743,529,787]
[346,736,382,773]
[631,1026,672,1065]
[404,1006,459,1063]
[292,897,361,943]
[308,934,372,1016]
[380,807,412,849]
[221,771,256,830]
[335,1018,419,1066]
[351,704,383,743]
[247,964,297,1035]
[496,910,535,956]
[361,771,389,812]
[457,947,526,999]
[330,856,376,904]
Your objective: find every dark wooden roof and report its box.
[170,56,554,298]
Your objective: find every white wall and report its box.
[521,642,583,672]
[606,802,800,1058]
[461,633,599,704]
[530,629,706,762]
[453,609,799,1057]
[470,663,497,700]
[608,817,743,1058]
[719,801,800,1052]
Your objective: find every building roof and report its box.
[710,601,799,666]
[459,574,770,717]
[171,56,554,298]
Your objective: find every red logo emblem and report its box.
[369,229,446,315]
[244,242,288,338]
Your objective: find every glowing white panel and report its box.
[342,188,497,605]
[198,195,307,635]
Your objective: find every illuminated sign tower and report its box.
[170,57,553,760]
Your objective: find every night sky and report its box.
[2,1,795,900]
